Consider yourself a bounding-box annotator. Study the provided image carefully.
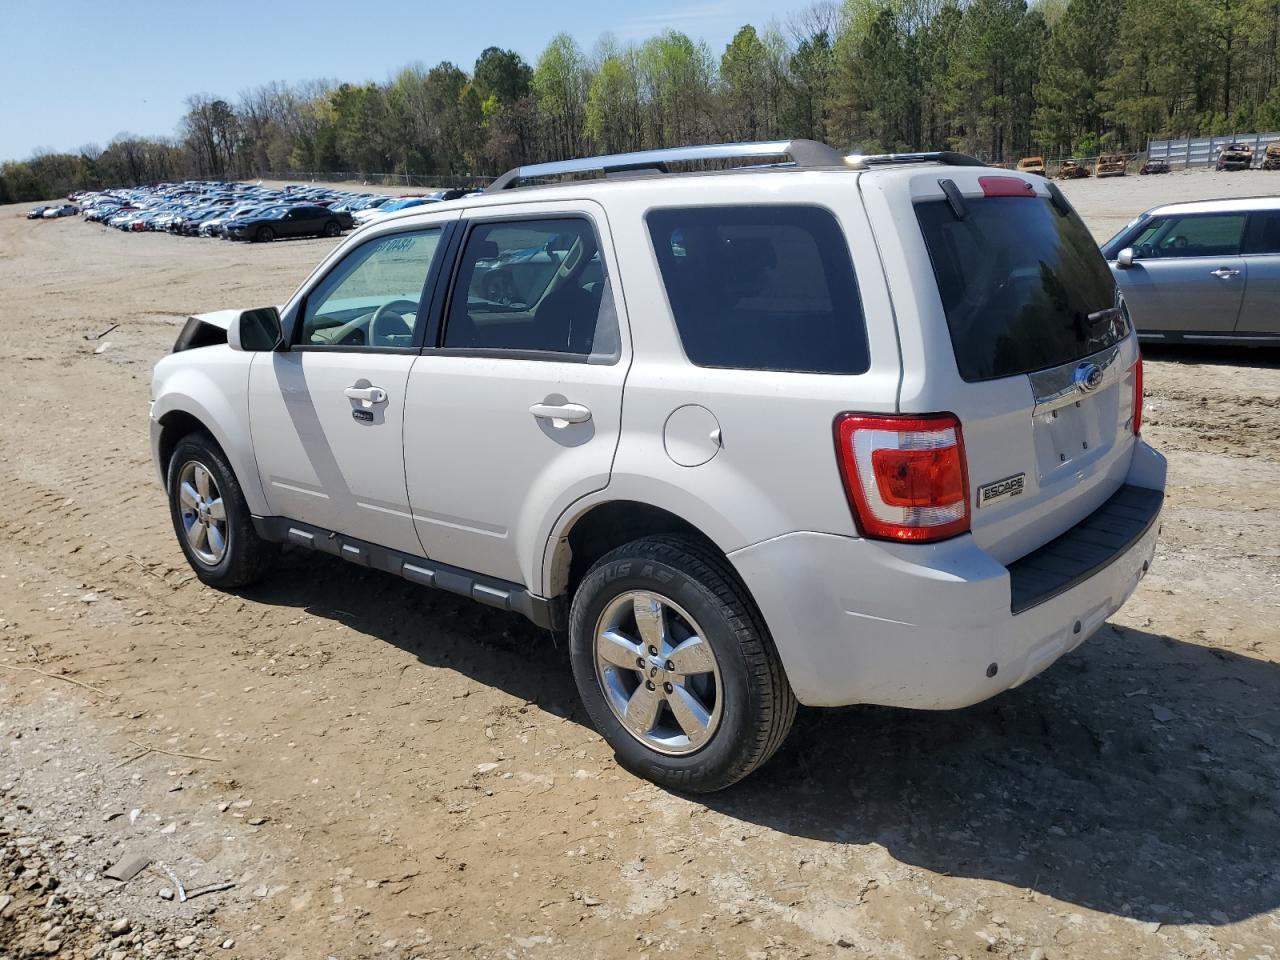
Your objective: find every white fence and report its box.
[1146,132,1280,168]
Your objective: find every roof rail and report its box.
[487,139,847,192]
[846,151,985,169]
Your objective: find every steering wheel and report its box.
[369,299,417,346]
[481,270,519,306]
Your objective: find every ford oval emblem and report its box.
[1074,361,1104,393]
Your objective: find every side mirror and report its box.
[229,307,283,351]
[1116,247,1135,269]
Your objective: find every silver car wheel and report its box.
[177,461,228,565]
[593,591,723,756]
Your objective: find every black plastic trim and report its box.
[1007,484,1163,615]
[251,515,553,628]
[1135,330,1280,346]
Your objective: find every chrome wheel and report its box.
[593,591,722,756]
[177,461,227,565]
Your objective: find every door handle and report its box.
[529,402,592,424]
[344,385,387,405]
[1211,267,1240,279]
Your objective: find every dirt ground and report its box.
[1,170,1278,960]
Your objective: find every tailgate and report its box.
[866,167,1142,564]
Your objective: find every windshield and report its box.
[916,196,1126,382]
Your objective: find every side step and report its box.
[251,516,556,629]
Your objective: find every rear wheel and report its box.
[256,226,274,242]
[167,433,278,589]
[569,535,796,792]
[322,220,340,238]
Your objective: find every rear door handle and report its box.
[529,402,592,424]
[1211,267,1240,278]
[344,385,387,405]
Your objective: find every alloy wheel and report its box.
[593,591,722,755]
[177,461,228,565]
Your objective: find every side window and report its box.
[1133,214,1246,259]
[442,218,619,360]
[646,205,869,374]
[1243,211,1280,255]
[300,228,442,349]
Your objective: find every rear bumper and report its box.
[729,440,1166,709]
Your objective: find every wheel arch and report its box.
[544,499,742,603]
[151,361,268,515]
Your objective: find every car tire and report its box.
[256,226,274,242]
[167,432,278,589]
[568,535,796,793]
[322,220,340,238]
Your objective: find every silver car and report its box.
[1102,197,1280,346]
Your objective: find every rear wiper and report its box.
[1086,306,1123,326]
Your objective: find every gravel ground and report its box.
[1,169,1278,960]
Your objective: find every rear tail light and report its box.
[834,413,970,542]
[1132,355,1143,435]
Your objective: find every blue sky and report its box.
[1,0,798,162]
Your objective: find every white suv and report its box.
[151,141,1166,791]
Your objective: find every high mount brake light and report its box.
[1132,355,1144,435]
[834,413,970,542]
[979,175,1036,198]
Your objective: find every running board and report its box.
[251,516,555,629]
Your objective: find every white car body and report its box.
[152,142,1164,750]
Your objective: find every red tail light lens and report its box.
[1132,355,1143,435]
[834,413,970,542]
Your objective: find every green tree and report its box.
[586,52,644,152]
[721,26,773,140]
[533,33,588,158]
[1034,0,1123,153]
[474,47,533,105]
[638,31,716,146]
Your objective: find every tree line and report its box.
[5,0,1280,203]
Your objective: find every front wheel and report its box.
[569,535,796,792]
[167,433,278,588]
[256,226,274,242]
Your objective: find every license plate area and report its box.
[1028,346,1124,480]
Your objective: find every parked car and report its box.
[1056,159,1090,179]
[1015,156,1046,176]
[1139,158,1170,175]
[26,206,49,219]
[1215,143,1253,171]
[151,140,1164,791]
[225,204,345,241]
[1095,154,1127,178]
[352,196,438,226]
[1102,196,1280,346]
[1262,143,1280,170]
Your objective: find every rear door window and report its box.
[916,196,1125,382]
[646,205,869,374]
[442,218,620,361]
[1243,211,1280,255]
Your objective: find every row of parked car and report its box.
[26,203,80,219]
[56,181,481,242]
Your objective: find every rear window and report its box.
[646,205,869,374]
[916,197,1125,382]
